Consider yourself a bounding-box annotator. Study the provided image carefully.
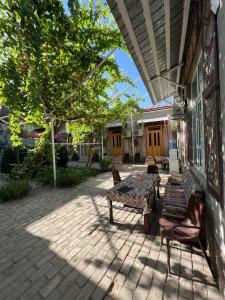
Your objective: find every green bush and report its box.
[56,168,80,187]
[56,145,68,167]
[100,155,112,171]
[36,166,97,187]
[0,147,29,174]
[0,148,17,174]
[11,132,52,180]
[35,166,54,185]
[0,179,30,201]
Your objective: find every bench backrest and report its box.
[182,169,204,203]
[112,169,121,186]
[187,196,205,227]
[147,164,159,174]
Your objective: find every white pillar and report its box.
[51,118,57,186]
[130,113,135,162]
[101,131,104,160]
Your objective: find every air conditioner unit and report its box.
[133,129,143,136]
[122,129,131,138]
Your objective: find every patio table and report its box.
[106,172,160,233]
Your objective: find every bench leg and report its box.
[151,190,156,212]
[166,238,171,274]
[157,185,160,198]
[144,213,150,234]
[108,200,113,224]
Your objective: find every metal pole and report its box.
[130,113,135,163]
[51,118,57,187]
[112,76,141,101]
[101,131,104,160]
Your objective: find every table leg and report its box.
[151,188,156,212]
[157,184,160,198]
[144,213,150,234]
[108,200,113,224]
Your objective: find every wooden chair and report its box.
[159,197,215,278]
[112,168,121,186]
[147,164,160,197]
[147,164,158,174]
[162,169,204,220]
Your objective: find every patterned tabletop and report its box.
[106,172,160,214]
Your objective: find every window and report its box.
[191,54,205,173]
[149,133,151,146]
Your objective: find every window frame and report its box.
[191,53,205,174]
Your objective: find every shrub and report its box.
[35,166,54,185]
[100,155,112,171]
[0,179,30,201]
[11,130,52,180]
[0,148,17,174]
[56,145,68,167]
[56,168,80,187]
[36,166,97,187]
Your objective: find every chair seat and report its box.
[159,218,200,241]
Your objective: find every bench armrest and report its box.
[172,224,201,231]
[164,203,187,209]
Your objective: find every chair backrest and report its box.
[182,169,204,204]
[186,196,205,227]
[112,169,121,185]
[147,164,158,174]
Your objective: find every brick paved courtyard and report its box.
[0,165,222,299]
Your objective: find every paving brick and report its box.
[62,284,80,300]
[58,270,80,293]
[30,262,53,282]
[5,280,31,300]
[0,167,221,300]
[21,277,48,299]
[40,274,63,298]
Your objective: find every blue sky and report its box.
[62,0,170,108]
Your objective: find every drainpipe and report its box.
[130,113,135,163]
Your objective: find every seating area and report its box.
[159,168,216,280]
[145,155,169,172]
[162,169,204,220]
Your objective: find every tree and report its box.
[0,0,138,146]
[66,95,142,165]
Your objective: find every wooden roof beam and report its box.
[141,0,164,100]
[176,0,191,89]
[115,0,157,103]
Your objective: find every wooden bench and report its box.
[162,169,204,220]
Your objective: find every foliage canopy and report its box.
[0,0,142,147]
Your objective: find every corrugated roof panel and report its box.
[137,116,169,124]
[107,0,190,103]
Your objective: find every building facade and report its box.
[107,0,225,296]
[106,106,174,162]
[180,1,225,295]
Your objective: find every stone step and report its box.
[79,156,89,162]
[145,156,155,165]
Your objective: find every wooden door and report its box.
[146,126,163,156]
[112,132,122,156]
